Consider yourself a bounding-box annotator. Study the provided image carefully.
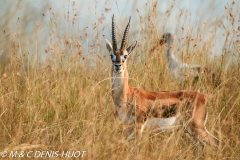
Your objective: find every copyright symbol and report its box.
[1,151,7,158]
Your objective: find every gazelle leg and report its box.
[205,129,220,148]
[181,120,207,154]
[123,124,135,141]
[193,126,219,151]
[139,124,145,139]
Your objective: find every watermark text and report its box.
[1,150,86,158]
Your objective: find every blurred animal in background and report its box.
[160,33,201,83]
[153,32,220,86]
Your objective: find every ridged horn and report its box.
[112,14,117,51]
[120,16,131,50]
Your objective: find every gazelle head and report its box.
[106,15,137,74]
[160,32,173,45]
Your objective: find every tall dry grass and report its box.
[0,1,239,159]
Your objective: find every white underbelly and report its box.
[141,116,180,134]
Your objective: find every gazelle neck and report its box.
[166,36,174,60]
[111,63,129,107]
[166,36,179,70]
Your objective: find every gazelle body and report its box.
[106,15,218,151]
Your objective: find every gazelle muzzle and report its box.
[114,63,122,72]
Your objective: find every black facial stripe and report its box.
[110,54,116,63]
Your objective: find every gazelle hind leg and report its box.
[181,120,208,154]
[204,128,219,149]
[194,126,219,150]
[203,112,220,148]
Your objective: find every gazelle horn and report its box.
[120,16,131,50]
[112,14,117,51]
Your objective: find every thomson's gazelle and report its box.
[105,15,219,151]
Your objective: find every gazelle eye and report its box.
[124,55,127,59]
[110,55,113,58]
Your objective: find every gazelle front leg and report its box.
[122,123,135,141]
[122,122,144,142]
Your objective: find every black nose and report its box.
[115,64,121,71]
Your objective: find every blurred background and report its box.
[0,0,239,65]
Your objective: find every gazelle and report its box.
[159,32,201,83]
[159,33,219,85]
[105,15,218,151]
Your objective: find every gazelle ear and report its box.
[126,41,137,55]
[105,39,113,52]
